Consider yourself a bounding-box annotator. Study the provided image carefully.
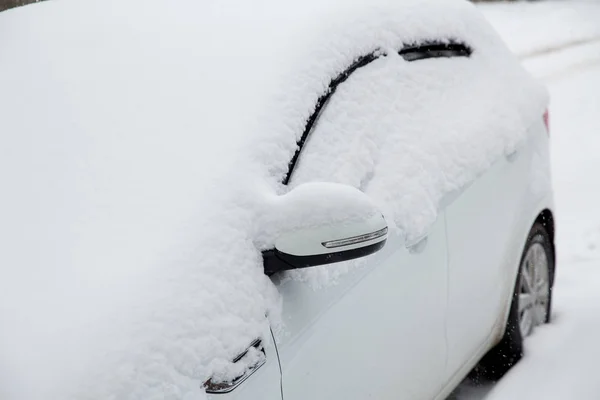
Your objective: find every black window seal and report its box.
[399,40,472,62]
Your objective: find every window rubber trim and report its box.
[399,41,471,62]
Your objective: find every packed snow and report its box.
[0,0,548,399]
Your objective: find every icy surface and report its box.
[0,0,546,398]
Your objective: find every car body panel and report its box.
[444,142,530,375]
[441,117,554,392]
[273,216,448,400]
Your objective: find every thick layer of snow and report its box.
[0,0,546,399]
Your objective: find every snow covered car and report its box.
[0,0,554,399]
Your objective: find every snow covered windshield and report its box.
[0,0,547,399]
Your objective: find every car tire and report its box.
[473,222,554,381]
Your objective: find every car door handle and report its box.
[506,149,519,163]
[203,338,266,393]
[406,235,428,254]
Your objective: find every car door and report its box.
[443,143,531,376]
[272,54,449,400]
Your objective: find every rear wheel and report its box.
[474,223,554,380]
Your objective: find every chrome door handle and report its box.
[203,338,266,394]
[406,236,429,254]
[506,150,519,163]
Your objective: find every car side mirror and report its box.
[262,182,388,275]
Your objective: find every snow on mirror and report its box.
[261,182,388,274]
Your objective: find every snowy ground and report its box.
[453,1,600,399]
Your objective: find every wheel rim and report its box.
[518,242,550,338]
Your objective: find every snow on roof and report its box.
[0,0,547,399]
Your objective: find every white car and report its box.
[0,0,553,399]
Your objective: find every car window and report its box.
[285,55,388,190]
[284,40,471,186]
[282,52,379,185]
[399,42,471,62]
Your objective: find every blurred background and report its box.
[1,0,41,12]
[0,0,585,13]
